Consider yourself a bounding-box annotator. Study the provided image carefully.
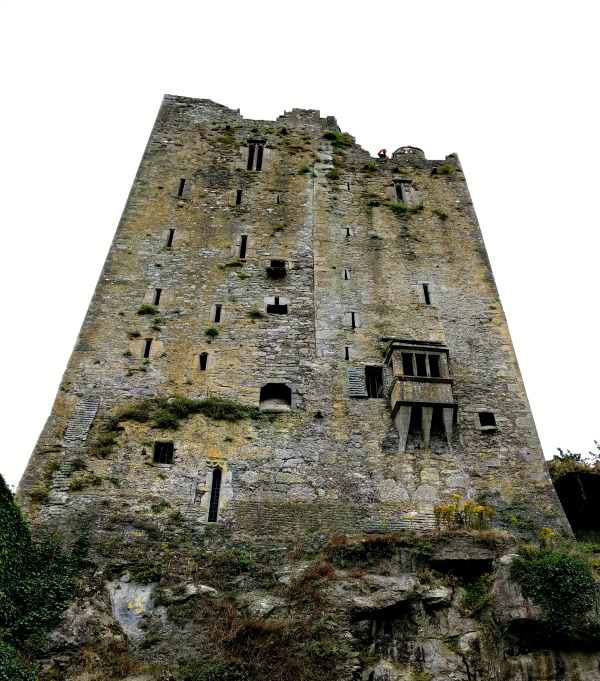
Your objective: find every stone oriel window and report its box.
[153,441,174,464]
[401,352,443,378]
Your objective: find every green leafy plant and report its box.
[223,259,244,268]
[298,165,311,174]
[205,327,219,342]
[326,168,340,180]
[248,309,264,320]
[137,305,157,315]
[273,222,285,231]
[389,202,424,217]
[510,545,598,640]
[123,350,132,357]
[439,163,453,174]
[322,130,353,148]
[127,329,141,339]
[0,476,89,678]
[362,161,378,172]
[433,209,448,221]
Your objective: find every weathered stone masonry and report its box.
[18,95,569,540]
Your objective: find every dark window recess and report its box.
[247,145,255,170]
[350,312,356,330]
[177,179,186,197]
[207,467,222,522]
[429,354,440,377]
[343,269,349,280]
[345,228,351,237]
[154,288,162,305]
[365,366,384,398]
[345,346,350,360]
[479,412,497,428]
[167,229,175,247]
[259,383,292,410]
[267,259,286,278]
[143,339,153,359]
[214,305,222,323]
[256,145,264,171]
[401,353,414,376]
[395,184,403,201]
[235,190,243,205]
[423,284,431,305]
[153,441,174,464]
[415,354,427,377]
[347,183,351,191]
[277,195,280,204]
[239,235,248,259]
[199,352,208,371]
[266,297,288,314]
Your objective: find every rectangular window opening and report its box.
[347,182,351,191]
[199,352,208,371]
[395,184,403,202]
[423,284,431,305]
[235,190,243,205]
[415,354,427,377]
[344,346,350,360]
[276,195,280,204]
[479,412,497,428]
[178,178,186,197]
[143,339,153,359]
[154,288,162,306]
[343,269,350,280]
[153,441,174,464]
[266,296,288,314]
[167,229,175,247]
[247,145,255,170]
[428,354,440,378]
[401,353,414,376]
[214,305,222,323]
[255,145,264,171]
[365,366,384,398]
[345,228,351,237]
[207,467,222,522]
[350,312,356,330]
[239,235,248,259]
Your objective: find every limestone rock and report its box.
[106,578,157,641]
[351,574,419,613]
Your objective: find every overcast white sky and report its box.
[1,0,598,489]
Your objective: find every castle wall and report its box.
[17,96,569,540]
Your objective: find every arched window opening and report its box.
[207,467,222,522]
[259,383,292,412]
[199,352,208,371]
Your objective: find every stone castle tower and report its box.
[18,95,568,540]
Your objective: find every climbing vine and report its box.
[0,474,89,679]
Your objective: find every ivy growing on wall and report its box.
[0,474,89,680]
[510,546,599,643]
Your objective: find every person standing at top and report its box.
[378,149,388,159]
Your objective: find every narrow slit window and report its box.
[428,354,440,377]
[423,284,431,305]
[395,184,403,202]
[153,441,174,464]
[207,467,222,522]
[239,235,248,259]
[266,297,288,314]
[350,312,356,329]
[276,195,280,204]
[365,366,384,398]
[416,354,427,377]
[255,145,264,171]
[401,353,414,376]
[177,178,186,197]
[345,228,351,237]
[199,352,208,371]
[347,182,350,191]
[154,288,162,305]
[167,229,175,247]
[214,305,222,323]
[235,190,243,205]
[247,145,255,170]
[143,339,153,359]
[343,269,350,280]
[345,346,350,360]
